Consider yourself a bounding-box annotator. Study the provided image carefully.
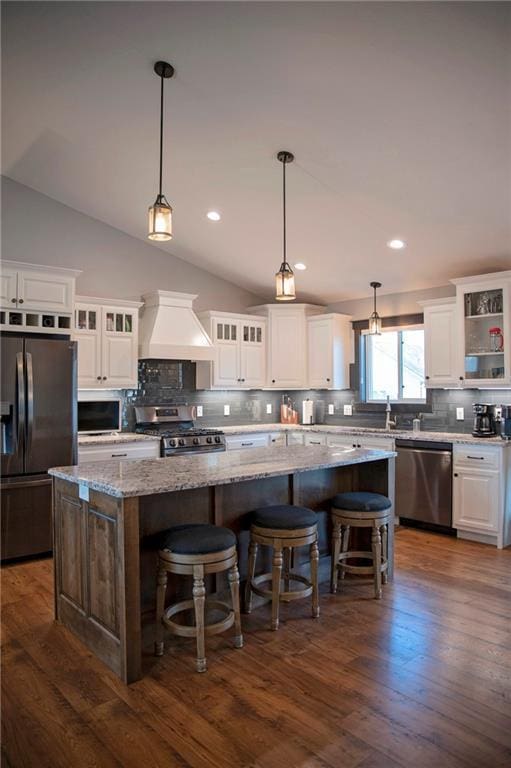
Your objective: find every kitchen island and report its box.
[49,444,395,683]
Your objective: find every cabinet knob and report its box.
[272,379,275,384]
[102,376,107,380]
[11,298,16,303]
[97,376,101,380]
[241,378,245,382]
[18,299,24,305]
[425,375,430,380]
[326,378,330,382]
[459,376,464,381]
[454,473,458,477]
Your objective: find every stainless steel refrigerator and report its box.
[1,334,77,560]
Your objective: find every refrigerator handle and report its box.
[26,352,34,455]
[15,351,25,452]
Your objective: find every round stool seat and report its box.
[160,524,236,555]
[332,491,391,513]
[251,505,317,530]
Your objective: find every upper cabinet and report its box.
[307,313,353,390]
[420,298,460,388]
[451,272,511,388]
[248,304,324,389]
[196,313,266,389]
[0,261,81,334]
[74,297,142,389]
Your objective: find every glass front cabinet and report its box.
[452,273,511,388]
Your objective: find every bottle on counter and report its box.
[413,415,421,434]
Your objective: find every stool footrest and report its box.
[163,598,234,638]
[250,572,313,603]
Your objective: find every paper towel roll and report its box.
[302,400,314,425]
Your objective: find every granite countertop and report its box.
[49,444,396,499]
[221,423,507,446]
[78,432,161,447]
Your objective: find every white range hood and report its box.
[138,290,214,361]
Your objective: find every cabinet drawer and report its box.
[287,432,305,446]
[304,434,327,446]
[225,434,269,450]
[78,441,160,463]
[269,432,286,447]
[453,445,501,470]
[327,435,358,448]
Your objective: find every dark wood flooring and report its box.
[2,528,511,768]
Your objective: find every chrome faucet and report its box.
[385,396,397,431]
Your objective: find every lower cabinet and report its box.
[453,469,499,533]
[78,440,160,464]
[225,434,270,450]
[304,433,327,446]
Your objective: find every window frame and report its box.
[363,324,426,404]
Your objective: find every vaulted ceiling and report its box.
[3,1,510,303]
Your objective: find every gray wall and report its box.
[1,176,263,312]
[327,285,455,321]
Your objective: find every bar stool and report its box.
[330,492,392,599]
[155,523,243,672]
[244,505,319,630]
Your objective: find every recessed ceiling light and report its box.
[207,211,221,221]
[387,239,406,250]
[294,263,307,270]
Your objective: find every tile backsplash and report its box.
[119,360,511,433]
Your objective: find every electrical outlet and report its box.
[456,407,464,421]
[344,404,353,416]
[196,405,203,417]
[224,404,230,416]
[328,404,335,415]
[266,403,272,415]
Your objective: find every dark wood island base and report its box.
[52,452,394,683]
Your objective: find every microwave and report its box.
[78,399,122,434]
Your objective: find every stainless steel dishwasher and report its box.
[395,439,453,532]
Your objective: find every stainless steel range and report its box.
[134,405,226,456]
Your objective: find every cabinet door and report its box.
[308,319,333,388]
[240,321,265,388]
[101,308,138,388]
[453,469,499,533]
[17,270,74,312]
[74,306,101,388]
[268,311,306,388]
[213,320,240,387]
[424,303,459,386]
[459,282,509,387]
[0,268,18,308]
[304,433,327,446]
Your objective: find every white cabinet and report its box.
[0,261,80,334]
[453,445,502,543]
[248,303,325,389]
[78,440,160,464]
[196,313,266,390]
[74,297,142,390]
[225,433,269,450]
[451,271,511,388]
[307,314,353,390]
[420,298,460,387]
[304,433,327,446]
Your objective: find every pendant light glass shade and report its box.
[275,262,296,301]
[148,61,174,242]
[275,150,296,302]
[148,196,173,241]
[368,281,382,335]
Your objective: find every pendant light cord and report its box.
[374,285,377,314]
[282,157,287,266]
[158,73,164,199]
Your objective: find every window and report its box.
[364,327,425,402]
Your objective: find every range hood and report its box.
[138,291,214,361]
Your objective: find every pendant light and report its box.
[148,60,175,242]
[275,150,296,301]
[368,281,382,334]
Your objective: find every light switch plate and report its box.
[224,404,230,416]
[456,407,464,421]
[328,404,335,415]
[196,405,203,417]
[344,404,353,416]
[266,403,272,415]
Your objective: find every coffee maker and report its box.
[500,405,511,440]
[472,403,497,437]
